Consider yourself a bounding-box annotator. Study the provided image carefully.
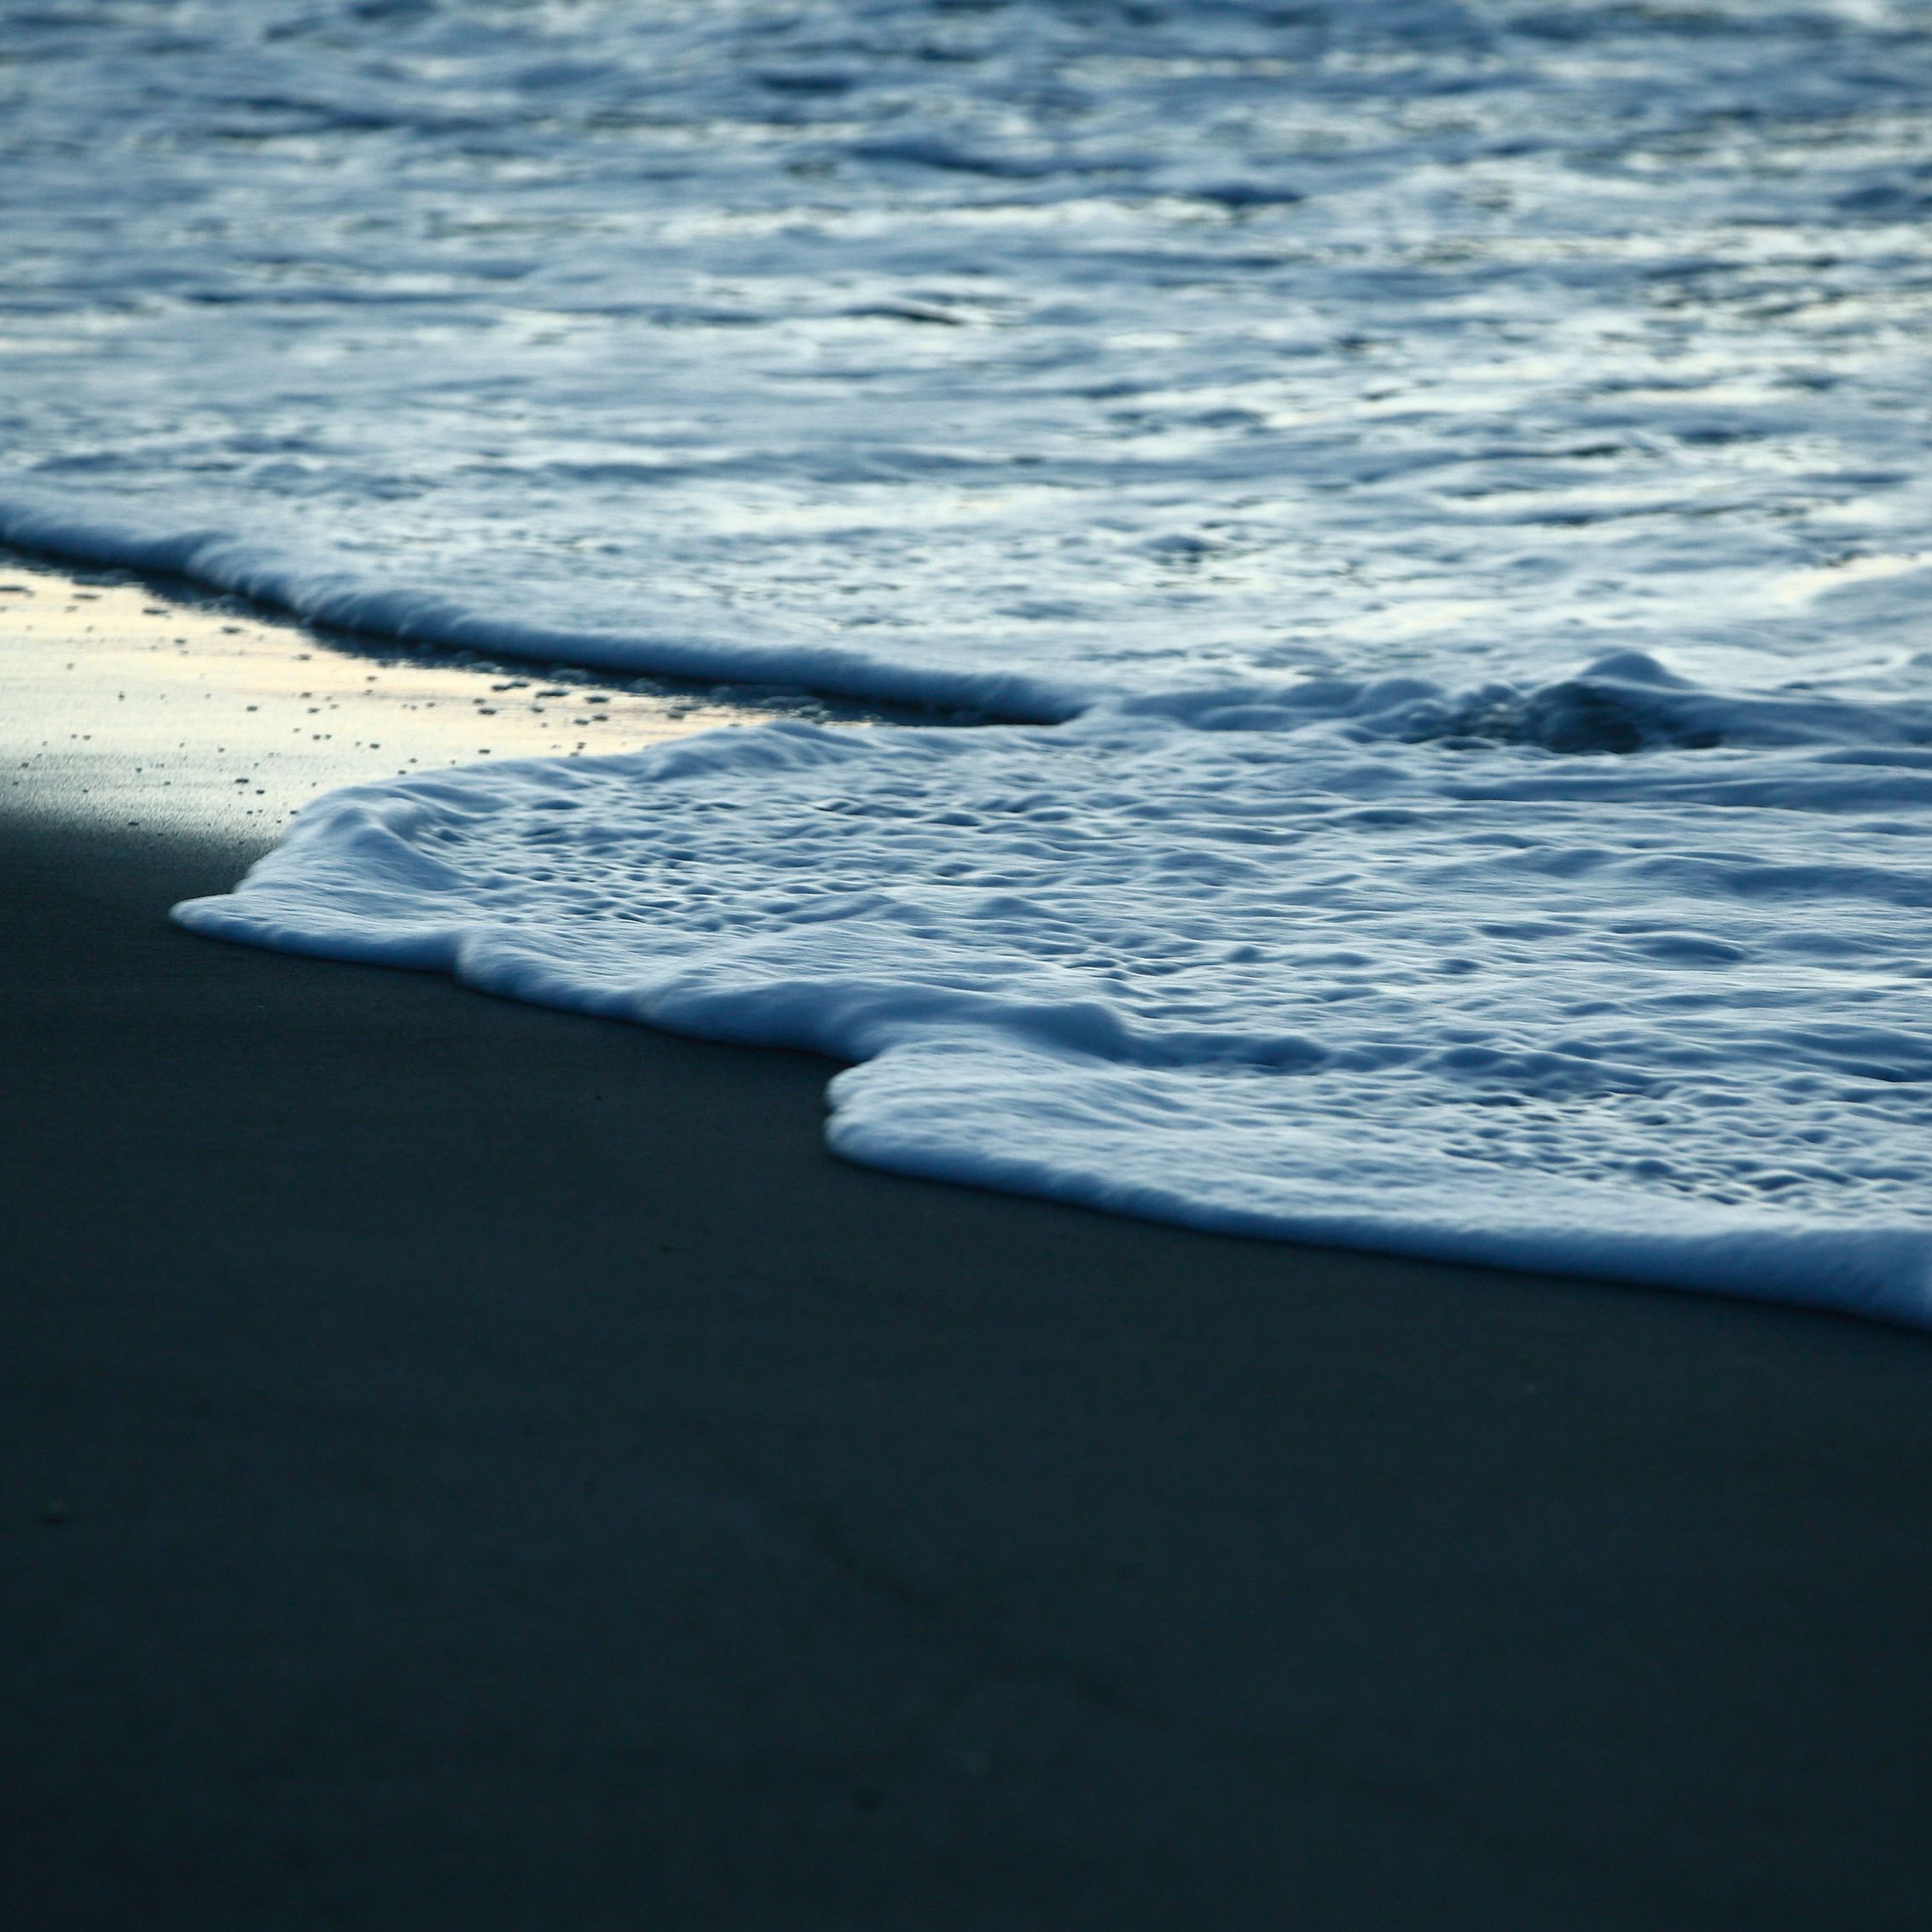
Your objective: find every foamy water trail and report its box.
[177,661,1932,1325]
[9,1,1932,1317]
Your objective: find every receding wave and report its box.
[0,494,1085,722]
[176,680,1932,1326]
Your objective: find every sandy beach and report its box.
[7,554,1932,1929]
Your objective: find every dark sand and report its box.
[6,560,1932,1929]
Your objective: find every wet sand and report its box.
[5,555,1932,1929]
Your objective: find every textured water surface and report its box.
[8,0,1932,705]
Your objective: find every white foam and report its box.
[177,677,1932,1326]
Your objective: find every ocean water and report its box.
[9,1,1932,1320]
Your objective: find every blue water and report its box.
[11,1,1932,1320]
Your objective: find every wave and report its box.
[0,494,1085,723]
[174,680,1932,1328]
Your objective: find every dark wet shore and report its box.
[8,807,1932,1929]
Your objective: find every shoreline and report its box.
[0,506,1082,725]
[7,563,1932,1926]
[0,547,866,848]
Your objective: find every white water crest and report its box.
[10,1,1932,1318]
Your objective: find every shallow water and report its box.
[8,0,1931,708]
[11,2,1932,1317]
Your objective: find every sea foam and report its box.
[177,666,1932,1326]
